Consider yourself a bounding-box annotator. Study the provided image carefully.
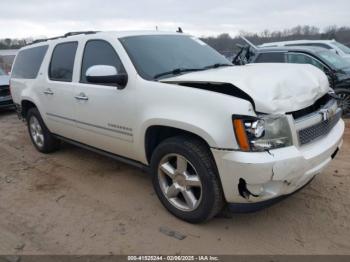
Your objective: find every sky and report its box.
[0,0,349,39]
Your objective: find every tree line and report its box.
[200,25,350,55]
[1,25,349,54]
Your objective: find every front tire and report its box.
[150,136,224,223]
[26,108,60,153]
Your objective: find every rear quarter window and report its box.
[286,43,332,49]
[11,45,48,79]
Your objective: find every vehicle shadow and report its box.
[0,108,16,117]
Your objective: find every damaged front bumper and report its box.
[211,119,345,205]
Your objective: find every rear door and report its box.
[73,39,135,157]
[40,42,79,139]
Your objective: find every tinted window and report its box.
[286,43,332,49]
[120,35,230,80]
[81,40,125,83]
[286,53,325,70]
[49,42,78,82]
[12,46,48,79]
[254,52,285,63]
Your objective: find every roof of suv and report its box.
[24,31,184,49]
[255,46,327,55]
[260,39,335,47]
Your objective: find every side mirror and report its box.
[86,65,128,89]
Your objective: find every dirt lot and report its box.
[0,109,349,255]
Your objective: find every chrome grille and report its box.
[298,110,341,145]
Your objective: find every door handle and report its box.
[43,88,54,95]
[75,93,89,101]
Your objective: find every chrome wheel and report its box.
[158,154,202,212]
[29,116,44,148]
[337,92,350,115]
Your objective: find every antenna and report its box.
[176,27,183,33]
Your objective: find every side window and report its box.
[286,43,332,49]
[49,42,78,82]
[286,53,325,70]
[81,40,125,84]
[254,52,285,63]
[11,45,48,79]
[312,44,332,49]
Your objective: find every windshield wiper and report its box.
[202,63,233,69]
[154,63,233,80]
[154,68,204,79]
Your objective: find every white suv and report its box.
[10,31,344,223]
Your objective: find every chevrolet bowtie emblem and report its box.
[320,109,329,121]
[320,107,336,121]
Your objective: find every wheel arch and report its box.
[143,124,216,165]
[21,99,37,118]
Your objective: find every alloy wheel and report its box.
[337,92,350,115]
[158,154,202,212]
[29,116,44,148]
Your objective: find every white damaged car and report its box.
[10,31,344,223]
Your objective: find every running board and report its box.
[53,134,149,172]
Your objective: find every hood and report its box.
[0,75,10,86]
[161,63,329,114]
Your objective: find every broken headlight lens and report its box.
[233,115,293,151]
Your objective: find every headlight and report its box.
[233,115,293,152]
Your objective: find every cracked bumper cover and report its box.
[211,119,345,204]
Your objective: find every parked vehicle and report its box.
[10,31,344,223]
[0,49,18,74]
[250,46,350,115]
[0,68,14,109]
[259,40,350,61]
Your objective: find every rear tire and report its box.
[335,88,350,116]
[150,136,224,223]
[26,108,60,153]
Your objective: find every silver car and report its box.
[0,68,14,109]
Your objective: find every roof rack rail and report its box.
[64,31,99,37]
[31,36,63,44]
[26,31,99,46]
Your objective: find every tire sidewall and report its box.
[26,108,51,153]
[151,138,220,223]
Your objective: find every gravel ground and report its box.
[0,110,349,255]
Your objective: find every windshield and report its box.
[0,67,5,75]
[120,35,231,80]
[332,41,350,54]
[318,50,350,70]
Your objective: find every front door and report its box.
[73,39,136,158]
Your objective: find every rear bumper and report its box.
[211,119,345,204]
